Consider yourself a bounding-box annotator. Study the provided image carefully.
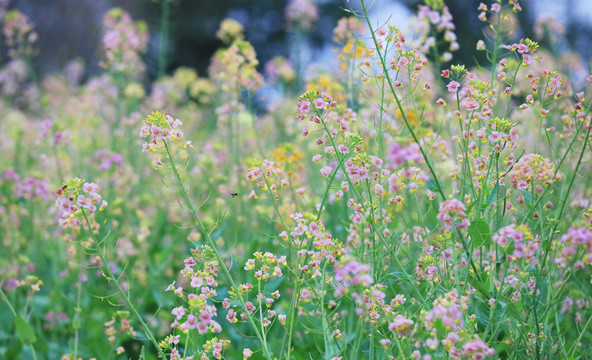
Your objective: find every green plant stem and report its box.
[73,278,82,360]
[81,212,167,360]
[361,0,445,200]
[0,287,17,316]
[257,279,269,353]
[163,141,274,360]
[158,0,170,78]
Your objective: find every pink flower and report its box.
[313,98,328,109]
[171,306,186,320]
[169,335,180,344]
[388,315,414,336]
[300,289,311,300]
[447,81,460,92]
[320,166,332,177]
[243,348,253,359]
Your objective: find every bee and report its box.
[230,192,239,198]
[56,184,68,195]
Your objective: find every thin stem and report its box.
[0,287,17,316]
[361,0,445,200]
[158,0,170,78]
[73,278,82,360]
[163,141,274,360]
[81,211,167,360]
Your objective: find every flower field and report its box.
[1,0,592,359]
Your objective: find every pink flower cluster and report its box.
[507,153,555,192]
[140,111,185,152]
[333,17,365,43]
[55,178,107,227]
[502,38,540,65]
[101,8,148,76]
[387,143,424,168]
[333,259,373,294]
[388,167,429,194]
[437,199,469,230]
[296,92,336,121]
[555,227,592,267]
[165,248,222,358]
[38,120,71,147]
[12,176,52,201]
[352,285,387,324]
[285,0,318,31]
[388,314,414,336]
[492,224,540,264]
[244,251,287,280]
[3,10,37,58]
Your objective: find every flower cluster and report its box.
[388,166,429,194]
[492,224,539,264]
[296,90,337,121]
[333,17,365,43]
[225,251,287,327]
[244,251,287,281]
[388,314,414,337]
[55,178,107,228]
[507,153,556,192]
[245,159,285,199]
[264,56,296,85]
[333,258,373,296]
[437,198,469,230]
[163,246,223,358]
[140,110,186,153]
[503,38,540,66]
[3,10,38,59]
[215,18,244,45]
[101,8,148,78]
[285,0,318,32]
[409,2,458,62]
[209,40,263,93]
[419,289,495,358]
[554,226,592,268]
[13,176,52,201]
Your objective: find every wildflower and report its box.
[100,8,148,77]
[243,348,253,359]
[285,0,318,32]
[141,111,185,151]
[320,166,332,177]
[437,199,469,230]
[169,335,180,345]
[447,81,460,92]
[216,18,244,44]
[507,154,556,190]
[388,315,414,336]
[55,178,107,228]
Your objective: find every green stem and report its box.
[361,0,445,200]
[162,141,274,360]
[158,0,170,78]
[81,212,167,360]
[0,287,17,316]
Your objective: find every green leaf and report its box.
[482,183,498,213]
[468,219,492,247]
[486,183,498,206]
[521,189,532,206]
[426,179,440,193]
[388,271,414,283]
[15,315,36,344]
